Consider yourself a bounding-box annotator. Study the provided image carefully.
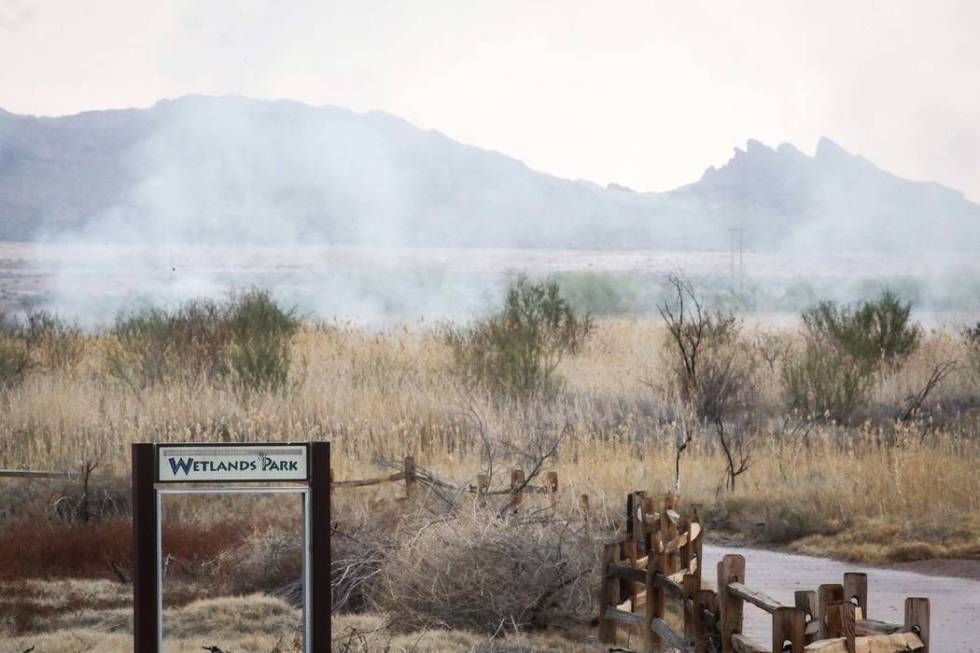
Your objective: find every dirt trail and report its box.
[702,545,980,651]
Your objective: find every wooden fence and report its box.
[330,456,559,510]
[597,491,707,651]
[599,492,931,653]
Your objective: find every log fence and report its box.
[329,456,559,510]
[599,492,931,653]
[597,491,706,651]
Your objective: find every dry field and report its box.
[2,320,978,556]
[1,312,979,649]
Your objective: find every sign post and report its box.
[310,441,332,651]
[132,443,158,653]
[132,441,330,652]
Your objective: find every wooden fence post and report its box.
[843,572,868,620]
[904,597,930,653]
[404,456,416,499]
[698,588,719,650]
[655,536,668,621]
[627,491,647,554]
[545,471,558,508]
[717,554,745,653]
[679,515,692,571]
[579,493,590,523]
[644,538,657,653]
[839,603,856,653]
[817,584,844,639]
[645,534,667,651]
[598,542,621,644]
[642,495,656,553]
[794,590,818,644]
[772,607,805,653]
[626,492,637,541]
[661,494,678,574]
[824,602,856,652]
[476,473,489,508]
[692,510,703,589]
[510,469,525,512]
[623,539,639,611]
[683,573,701,644]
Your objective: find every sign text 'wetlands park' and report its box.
[157,444,309,482]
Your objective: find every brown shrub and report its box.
[0,517,247,581]
[0,519,132,580]
[329,511,392,613]
[376,511,599,634]
[211,527,304,595]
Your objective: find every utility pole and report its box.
[729,227,747,277]
[729,228,735,277]
[728,226,748,290]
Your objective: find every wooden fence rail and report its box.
[0,469,76,479]
[598,492,931,653]
[330,457,558,510]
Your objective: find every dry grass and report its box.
[0,584,604,652]
[1,319,978,566]
[0,318,976,646]
[330,613,603,652]
[0,584,298,642]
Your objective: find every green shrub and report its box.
[107,290,298,391]
[0,339,30,388]
[227,290,298,392]
[0,310,83,379]
[449,276,593,400]
[966,322,980,345]
[782,339,874,423]
[547,271,637,315]
[784,290,919,422]
[21,311,85,371]
[109,301,232,387]
[801,290,920,369]
[965,322,980,378]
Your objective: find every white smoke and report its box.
[13,97,980,328]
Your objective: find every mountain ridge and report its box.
[0,95,977,252]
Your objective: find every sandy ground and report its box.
[702,544,980,651]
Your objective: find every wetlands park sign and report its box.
[158,444,309,482]
[131,442,330,653]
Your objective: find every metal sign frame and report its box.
[132,442,330,653]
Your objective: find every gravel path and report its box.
[702,545,980,651]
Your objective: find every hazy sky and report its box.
[2,0,978,199]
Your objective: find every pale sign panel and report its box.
[158,445,309,482]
